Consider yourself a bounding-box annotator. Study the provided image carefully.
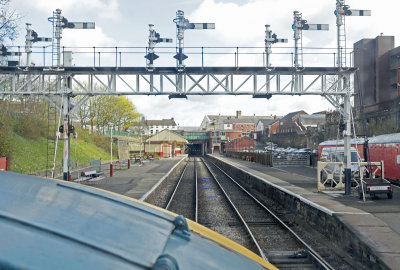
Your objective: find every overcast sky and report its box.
[10,0,400,126]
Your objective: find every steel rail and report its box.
[165,158,189,210]
[194,158,198,223]
[209,159,335,270]
[201,158,268,261]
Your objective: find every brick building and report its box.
[276,110,308,135]
[353,35,400,136]
[225,137,256,152]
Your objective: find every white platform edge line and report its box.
[139,155,187,201]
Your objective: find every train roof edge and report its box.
[319,132,400,146]
[0,171,277,270]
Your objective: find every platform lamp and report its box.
[109,123,113,177]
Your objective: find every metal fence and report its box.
[226,151,273,166]
[272,154,311,166]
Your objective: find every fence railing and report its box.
[317,161,384,192]
[6,45,354,68]
[226,151,273,166]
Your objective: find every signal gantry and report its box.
[173,10,215,70]
[145,24,173,70]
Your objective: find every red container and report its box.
[0,157,7,171]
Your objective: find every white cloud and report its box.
[63,27,115,47]
[62,27,116,66]
[16,0,120,21]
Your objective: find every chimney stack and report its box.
[236,110,242,119]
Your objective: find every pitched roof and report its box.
[257,119,276,126]
[299,114,326,126]
[146,129,188,143]
[222,116,276,124]
[223,118,258,124]
[146,118,177,126]
[280,110,307,121]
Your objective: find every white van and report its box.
[320,147,361,182]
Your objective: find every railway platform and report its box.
[87,156,186,199]
[210,154,400,269]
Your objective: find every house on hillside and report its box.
[200,114,232,130]
[201,110,277,153]
[255,118,280,140]
[276,110,308,135]
[146,118,177,135]
[145,129,187,158]
[299,114,326,131]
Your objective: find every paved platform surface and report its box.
[88,156,185,199]
[211,154,400,269]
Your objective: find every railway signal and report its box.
[145,24,173,70]
[292,11,329,68]
[264,24,287,68]
[47,9,95,181]
[334,1,371,195]
[173,10,215,70]
[48,9,95,68]
[0,44,21,66]
[335,0,371,68]
[25,23,52,66]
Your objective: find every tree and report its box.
[112,96,141,131]
[0,0,21,44]
[74,81,141,135]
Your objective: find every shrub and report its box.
[14,114,46,140]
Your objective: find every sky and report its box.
[9,0,400,126]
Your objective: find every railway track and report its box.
[158,157,348,269]
[165,157,197,221]
[202,157,335,269]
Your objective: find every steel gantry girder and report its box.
[0,66,356,97]
[0,65,356,182]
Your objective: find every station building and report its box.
[144,129,187,158]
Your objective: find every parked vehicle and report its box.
[319,133,400,183]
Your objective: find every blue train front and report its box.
[0,171,276,270]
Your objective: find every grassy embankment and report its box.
[0,110,117,174]
[9,134,116,174]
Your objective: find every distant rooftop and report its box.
[146,118,177,126]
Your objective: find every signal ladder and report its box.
[337,17,347,68]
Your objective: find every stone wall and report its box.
[270,133,308,148]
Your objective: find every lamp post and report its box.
[110,123,113,177]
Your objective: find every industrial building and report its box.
[354,35,400,135]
